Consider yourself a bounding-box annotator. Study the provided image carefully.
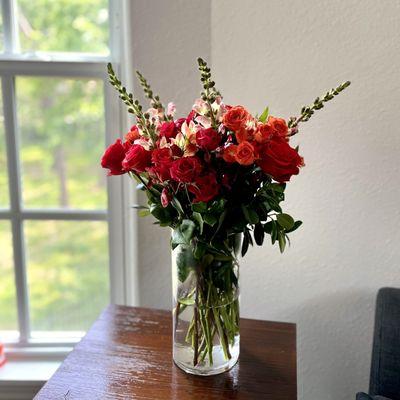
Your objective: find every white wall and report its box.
[131,1,400,399]
[131,0,211,308]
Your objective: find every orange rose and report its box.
[236,127,250,143]
[222,106,250,131]
[125,125,140,143]
[235,141,255,166]
[254,123,274,143]
[268,116,288,138]
[222,144,238,163]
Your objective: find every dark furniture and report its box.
[34,305,297,399]
[357,287,400,400]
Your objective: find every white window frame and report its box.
[0,0,138,353]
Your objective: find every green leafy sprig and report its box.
[197,57,220,128]
[107,63,157,144]
[135,70,167,119]
[288,80,351,133]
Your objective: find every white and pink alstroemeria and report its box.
[180,120,198,143]
[166,102,176,117]
[146,107,164,128]
[133,137,152,150]
[192,98,209,116]
[213,96,227,122]
[170,120,198,157]
[195,115,212,128]
[157,136,170,149]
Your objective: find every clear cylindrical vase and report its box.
[172,242,240,376]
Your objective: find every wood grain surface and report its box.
[34,305,297,399]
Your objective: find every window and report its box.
[0,0,130,349]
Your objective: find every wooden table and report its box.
[34,305,297,399]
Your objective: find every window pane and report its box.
[0,81,9,207]
[0,221,18,330]
[17,77,107,209]
[17,0,109,54]
[25,220,109,331]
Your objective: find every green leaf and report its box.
[171,219,195,249]
[254,223,265,246]
[194,241,206,260]
[271,220,278,244]
[192,212,204,234]
[209,199,226,214]
[241,205,259,224]
[214,209,228,236]
[263,221,273,234]
[179,297,195,306]
[276,213,295,230]
[278,231,286,253]
[285,220,303,233]
[175,245,196,281]
[204,213,218,226]
[241,233,249,257]
[192,202,207,213]
[202,254,214,266]
[213,254,233,261]
[269,183,285,193]
[180,219,196,242]
[171,197,184,215]
[171,229,186,249]
[259,106,269,123]
[138,209,150,217]
[269,199,283,213]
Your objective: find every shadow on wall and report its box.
[285,289,375,400]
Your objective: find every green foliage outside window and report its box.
[0,0,110,332]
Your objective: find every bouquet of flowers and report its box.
[101,58,350,375]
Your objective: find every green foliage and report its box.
[192,212,204,234]
[18,0,109,54]
[0,2,110,331]
[135,70,165,114]
[289,80,351,130]
[108,64,157,143]
[197,58,220,128]
[276,213,295,230]
[258,107,269,123]
[171,219,196,249]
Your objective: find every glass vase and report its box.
[172,241,240,376]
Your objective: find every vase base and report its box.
[173,337,239,376]
[174,357,238,376]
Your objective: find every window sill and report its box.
[0,349,69,400]
[0,360,60,400]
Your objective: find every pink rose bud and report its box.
[161,188,172,208]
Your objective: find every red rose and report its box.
[188,172,219,203]
[174,118,186,131]
[222,105,250,131]
[151,148,173,181]
[268,116,288,138]
[152,147,173,165]
[257,138,304,182]
[122,144,152,173]
[159,121,178,140]
[196,128,221,151]
[235,141,255,166]
[170,156,202,183]
[101,139,128,176]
